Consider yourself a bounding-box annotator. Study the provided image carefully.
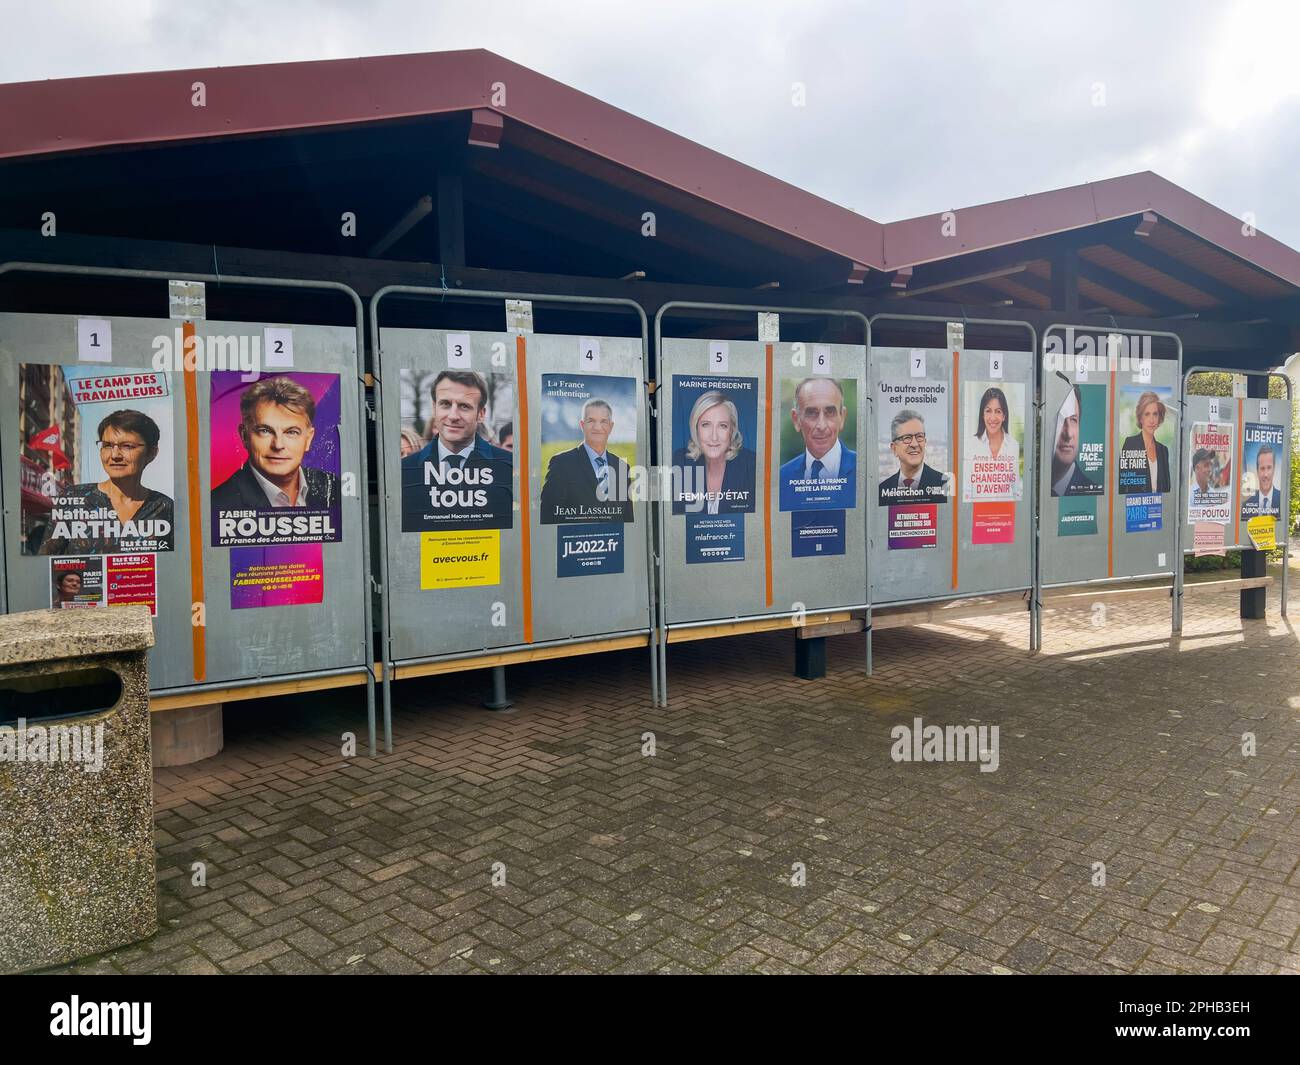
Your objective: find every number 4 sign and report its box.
[579,337,601,371]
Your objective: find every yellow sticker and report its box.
[420,531,500,589]
[1246,515,1277,551]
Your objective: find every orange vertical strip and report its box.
[182,321,206,681]
[1234,398,1244,547]
[951,350,960,590]
[763,344,774,607]
[1107,368,1116,577]
[515,335,534,643]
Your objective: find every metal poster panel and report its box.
[525,333,650,643]
[1040,354,1181,586]
[660,338,867,627]
[0,312,368,691]
[870,347,1033,606]
[1182,392,1289,552]
[380,328,650,663]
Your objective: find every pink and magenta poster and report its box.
[210,371,344,548]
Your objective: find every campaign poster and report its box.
[962,382,1025,502]
[876,377,950,506]
[1058,495,1098,536]
[671,375,757,517]
[557,523,625,577]
[684,513,744,563]
[1187,421,1233,524]
[1116,386,1175,496]
[50,553,157,615]
[419,531,500,589]
[1125,494,1163,534]
[20,364,175,556]
[778,377,857,511]
[1049,381,1105,497]
[887,504,937,549]
[210,371,343,547]
[791,511,845,557]
[1194,521,1226,557]
[50,556,104,608]
[1241,422,1285,521]
[399,368,514,532]
[972,502,1016,544]
[539,374,636,525]
[229,546,324,609]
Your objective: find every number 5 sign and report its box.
[707,341,729,373]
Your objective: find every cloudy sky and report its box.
[4,0,1300,247]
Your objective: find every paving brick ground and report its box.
[49,590,1300,974]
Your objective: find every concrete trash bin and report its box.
[0,604,157,973]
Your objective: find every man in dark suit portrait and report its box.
[539,398,633,524]
[877,408,948,504]
[400,369,512,530]
[211,376,340,511]
[1050,381,1099,497]
[779,377,856,510]
[1242,444,1282,518]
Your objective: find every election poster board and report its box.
[872,346,1035,605]
[1040,352,1182,587]
[661,337,869,626]
[20,364,176,557]
[3,312,369,694]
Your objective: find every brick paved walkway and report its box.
[52,592,1300,974]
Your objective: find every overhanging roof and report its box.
[2,49,1299,320]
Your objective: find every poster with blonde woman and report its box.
[961,382,1024,502]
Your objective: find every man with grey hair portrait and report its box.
[878,408,949,504]
[539,396,633,524]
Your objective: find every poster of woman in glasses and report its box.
[19,364,175,555]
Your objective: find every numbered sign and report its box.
[263,326,294,368]
[909,348,926,378]
[812,345,831,374]
[1260,400,1269,420]
[989,352,1003,379]
[579,337,601,371]
[1134,358,1152,384]
[446,333,473,369]
[707,341,729,374]
[1208,398,1220,421]
[77,318,112,362]
[1074,352,1089,381]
